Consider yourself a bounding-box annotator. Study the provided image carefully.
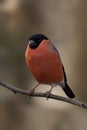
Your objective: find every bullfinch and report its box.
[25,34,75,98]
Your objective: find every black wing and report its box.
[62,65,67,83]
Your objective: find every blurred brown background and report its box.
[0,0,87,130]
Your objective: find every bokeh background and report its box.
[0,0,87,130]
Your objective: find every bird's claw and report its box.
[44,91,51,100]
[28,88,35,98]
[28,84,40,98]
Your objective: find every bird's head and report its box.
[28,34,48,49]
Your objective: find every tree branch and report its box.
[0,80,87,109]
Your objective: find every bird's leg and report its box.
[29,83,40,97]
[44,86,53,100]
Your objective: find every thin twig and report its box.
[0,80,87,109]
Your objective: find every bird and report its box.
[25,34,75,98]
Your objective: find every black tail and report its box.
[62,83,75,98]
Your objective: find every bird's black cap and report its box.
[29,34,48,49]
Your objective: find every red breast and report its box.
[25,39,64,84]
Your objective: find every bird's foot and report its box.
[28,83,40,98]
[44,86,53,100]
[28,88,35,98]
[44,90,51,100]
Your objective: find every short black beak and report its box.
[29,40,36,49]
